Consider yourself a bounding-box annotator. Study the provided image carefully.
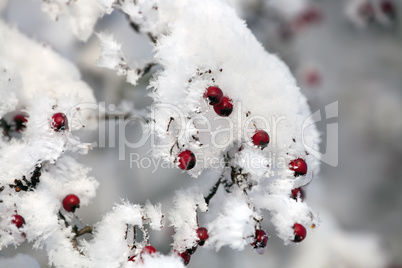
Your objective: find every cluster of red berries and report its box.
[177,227,209,266]
[249,222,307,251]
[11,112,68,132]
[204,86,233,117]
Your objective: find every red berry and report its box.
[12,214,25,228]
[142,245,156,255]
[381,0,395,16]
[305,69,321,87]
[14,114,28,132]
[289,158,308,176]
[62,194,80,212]
[196,227,209,246]
[177,251,191,266]
[213,96,233,117]
[300,7,322,24]
[291,187,305,201]
[128,256,136,262]
[251,229,268,249]
[51,113,68,132]
[293,223,307,242]
[252,130,270,149]
[204,86,224,105]
[178,150,196,170]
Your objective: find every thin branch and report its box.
[75,226,93,237]
[204,177,222,205]
[126,14,157,44]
[166,117,174,132]
[58,211,69,228]
[137,62,156,78]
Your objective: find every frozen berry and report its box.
[293,223,307,242]
[381,0,395,17]
[204,86,223,105]
[291,187,305,201]
[62,194,80,212]
[196,227,209,246]
[128,256,136,262]
[14,114,28,132]
[177,251,191,266]
[213,96,233,117]
[305,69,321,87]
[299,7,322,24]
[251,229,268,249]
[289,158,308,176]
[12,214,25,228]
[178,150,196,170]
[51,113,68,131]
[142,245,156,255]
[359,2,375,20]
[252,130,270,149]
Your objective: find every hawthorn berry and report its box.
[252,130,270,149]
[204,86,223,105]
[213,96,233,117]
[251,229,268,249]
[14,114,28,132]
[292,223,307,242]
[62,194,80,212]
[291,187,305,201]
[299,7,322,25]
[12,214,25,228]
[51,112,68,132]
[381,0,395,17]
[289,158,308,176]
[196,227,209,246]
[177,251,191,266]
[142,245,156,255]
[128,256,136,262]
[304,69,321,87]
[178,150,196,170]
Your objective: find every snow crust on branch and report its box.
[207,188,256,251]
[82,202,164,267]
[168,187,208,253]
[96,32,143,86]
[40,0,113,41]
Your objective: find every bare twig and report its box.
[75,226,93,237]
[204,177,222,205]
[126,14,157,44]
